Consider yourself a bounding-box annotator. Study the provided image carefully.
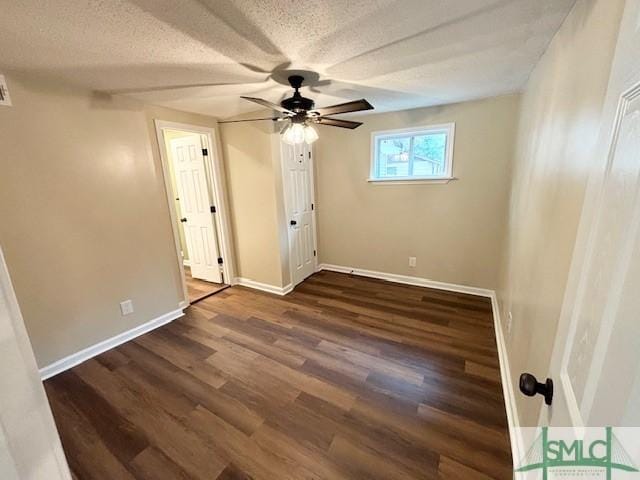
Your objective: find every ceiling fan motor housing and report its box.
[281,74,315,117]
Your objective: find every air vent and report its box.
[0,75,12,106]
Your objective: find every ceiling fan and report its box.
[219,75,374,145]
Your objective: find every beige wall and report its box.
[219,119,288,287]
[314,94,520,289]
[0,74,221,367]
[498,0,624,426]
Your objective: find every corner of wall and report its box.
[217,115,289,290]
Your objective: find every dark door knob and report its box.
[519,373,553,405]
[290,220,297,226]
[180,218,187,223]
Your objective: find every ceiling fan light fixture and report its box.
[304,124,319,144]
[282,122,306,145]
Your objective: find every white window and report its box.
[369,123,455,183]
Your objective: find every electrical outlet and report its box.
[120,299,134,316]
[506,311,513,334]
[408,256,417,268]
[0,75,12,106]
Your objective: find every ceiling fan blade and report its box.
[315,117,363,129]
[240,96,294,115]
[309,99,373,116]
[218,117,285,124]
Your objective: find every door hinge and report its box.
[202,148,208,156]
[311,203,314,211]
[217,257,223,265]
[308,151,311,159]
[313,250,316,257]
[210,205,216,213]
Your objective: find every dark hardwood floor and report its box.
[45,271,512,480]
[184,266,227,303]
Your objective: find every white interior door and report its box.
[0,248,72,480]
[170,135,222,284]
[544,0,640,428]
[282,141,316,287]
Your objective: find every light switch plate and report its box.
[0,75,12,106]
[408,256,417,267]
[120,299,134,316]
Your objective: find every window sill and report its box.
[367,177,457,185]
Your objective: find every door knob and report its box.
[290,220,297,226]
[519,373,553,405]
[180,218,187,223]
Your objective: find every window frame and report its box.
[368,122,456,184]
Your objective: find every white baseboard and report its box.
[183,259,191,267]
[317,263,493,298]
[233,277,293,296]
[39,307,185,380]
[490,292,522,475]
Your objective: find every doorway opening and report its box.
[155,121,234,304]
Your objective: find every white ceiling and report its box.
[0,0,575,119]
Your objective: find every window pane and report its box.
[377,136,411,178]
[372,126,453,181]
[412,133,447,176]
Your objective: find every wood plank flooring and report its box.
[184,266,227,303]
[45,271,512,480]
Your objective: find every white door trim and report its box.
[308,145,319,277]
[280,142,319,288]
[154,120,235,303]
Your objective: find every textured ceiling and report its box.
[0,0,575,118]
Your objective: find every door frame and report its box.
[279,140,319,287]
[154,120,235,305]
